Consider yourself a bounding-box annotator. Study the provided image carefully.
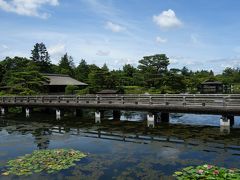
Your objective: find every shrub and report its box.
[65,85,79,95]
[77,88,89,95]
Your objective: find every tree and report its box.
[75,59,89,82]
[123,64,136,77]
[138,54,169,74]
[181,66,191,76]
[31,43,52,73]
[138,54,169,87]
[0,56,39,86]
[58,53,75,76]
[162,70,186,93]
[2,71,48,95]
[102,63,109,72]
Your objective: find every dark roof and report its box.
[42,74,87,86]
[97,89,120,94]
[201,81,223,85]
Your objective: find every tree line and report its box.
[0,42,239,95]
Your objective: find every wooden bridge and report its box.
[0,94,239,128]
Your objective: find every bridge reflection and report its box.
[1,119,240,155]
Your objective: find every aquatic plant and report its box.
[173,164,240,179]
[1,149,86,176]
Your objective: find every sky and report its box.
[1,0,240,73]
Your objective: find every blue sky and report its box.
[0,0,240,73]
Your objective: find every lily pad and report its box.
[1,149,87,176]
[173,164,240,179]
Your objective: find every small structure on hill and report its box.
[199,81,230,94]
[43,74,87,94]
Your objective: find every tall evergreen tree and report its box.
[75,59,89,82]
[102,63,109,72]
[58,53,75,76]
[31,43,52,73]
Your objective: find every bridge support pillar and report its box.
[161,112,169,123]
[95,110,102,123]
[56,109,61,120]
[1,107,7,115]
[220,126,230,134]
[220,115,234,127]
[25,107,31,118]
[147,113,155,128]
[113,110,121,120]
[220,115,234,134]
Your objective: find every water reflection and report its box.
[0,113,240,179]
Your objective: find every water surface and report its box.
[0,111,240,179]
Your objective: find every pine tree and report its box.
[31,43,52,73]
[75,59,89,82]
[58,53,75,76]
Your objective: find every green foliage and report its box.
[58,53,75,76]
[2,71,48,95]
[123,86,146,94]
[1,149,86,176]
[138,54,169,73]
[77,88,89,95]
[2,46,240,95]
[31,43,52,73]
[102,63,109,72]
[65,85,79,95]
[75,59,90,82]
[173,164,240,180]
[8,107,22,113]
[138,54,169,87]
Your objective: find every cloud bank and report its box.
[0,0,59,18]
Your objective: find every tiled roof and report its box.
[43,73,87,86]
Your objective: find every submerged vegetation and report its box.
[173,164,240,179]
[1,149,86,176]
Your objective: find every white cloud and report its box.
[0,0,59,19]
[48,43,66,63]
[105,21,126,32]
[96,50,110,56]
[156,36,167,44]
[153,9,182,29]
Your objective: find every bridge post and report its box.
[1,107,7,115]
[220,126,230,134]
[25,107,30,118]
[220,115,234,134]
[220,115,234,127]
[147,113,155,128]
[161,112,169,123]
[95,110,102,123]
[56,109,61,120]
[113,110,121,120]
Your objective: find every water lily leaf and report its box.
[2,172,10,176]
[174,165,240,179]
[2,149,87,176]
[174,171,183,176]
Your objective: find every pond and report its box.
[0,111,240,179]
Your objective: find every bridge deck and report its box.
[1,94,240,115]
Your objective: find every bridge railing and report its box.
[1,94,240,107]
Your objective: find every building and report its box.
[200,81,226,94]
[43,74,87,94]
